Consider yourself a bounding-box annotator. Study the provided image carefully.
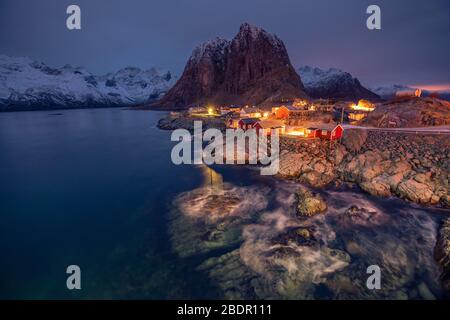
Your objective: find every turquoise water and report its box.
[0,108,446,299]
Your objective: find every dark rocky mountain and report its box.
[298,66,379,101]
[154,23,307,109]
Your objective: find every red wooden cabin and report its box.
[275,105,302,119]
[316,124,344,140]
[253,120,285,136]
[238,118,259,130]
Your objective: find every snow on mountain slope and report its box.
[0,55,175,111]
[297,66,379,100]
[370,84,450,101]
[370,84,414,99]
[97,66,174,104]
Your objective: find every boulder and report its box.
[300,170,334,188]
[397,178,434,204]
[360,178,391,197]
[342,129,368,153]
[334,144,348,165]
[278,152,305,177]
[295,187,327,217]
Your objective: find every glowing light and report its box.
[293,99,308,107]
[286,128,306,136]
[287,131,305,136]
[350,100,375,112]
[208,107,213,115]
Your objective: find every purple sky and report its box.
[0,0,449,88]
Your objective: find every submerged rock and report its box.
[196,250,261,300]
[338,205,382,227]
[295,187,327,217]
[273,227,317,247]
[169,183,269,257]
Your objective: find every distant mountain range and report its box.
[1,27,448,111]
[297,66,379,101]
[0,55,175,111]
[370,84,450,101]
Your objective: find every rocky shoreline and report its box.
[158,116,450,294]
[157,113,449,207]
[157,113,226,131]
[279,130,450,208]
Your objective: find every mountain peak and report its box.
[155,23,307,108]
[190,37,230,63]
[298,65,379,100]
[238,22,262,36]
[235,23,282,49]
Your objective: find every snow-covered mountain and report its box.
[370,84,415,99]
[370,84,450,101]
[0,55,175,111]
[297,66,379,100]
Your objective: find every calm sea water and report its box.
[0,108,218,299]
[0,108,446,299]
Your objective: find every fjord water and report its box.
[0,108,216,299]
[0,108,445,299]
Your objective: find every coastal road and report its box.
[342,124,450,135]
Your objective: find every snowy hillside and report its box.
[370,84,414,99]
[0,55,175,111]
[370,84,450,101]
[297,66,379,100]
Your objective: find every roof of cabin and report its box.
[239,118,260,124]
[255,120,285,128]
[314,123,344,131]
[280,105,304,111]
[241,107,261,113]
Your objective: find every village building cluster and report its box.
[185,98,379,142]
